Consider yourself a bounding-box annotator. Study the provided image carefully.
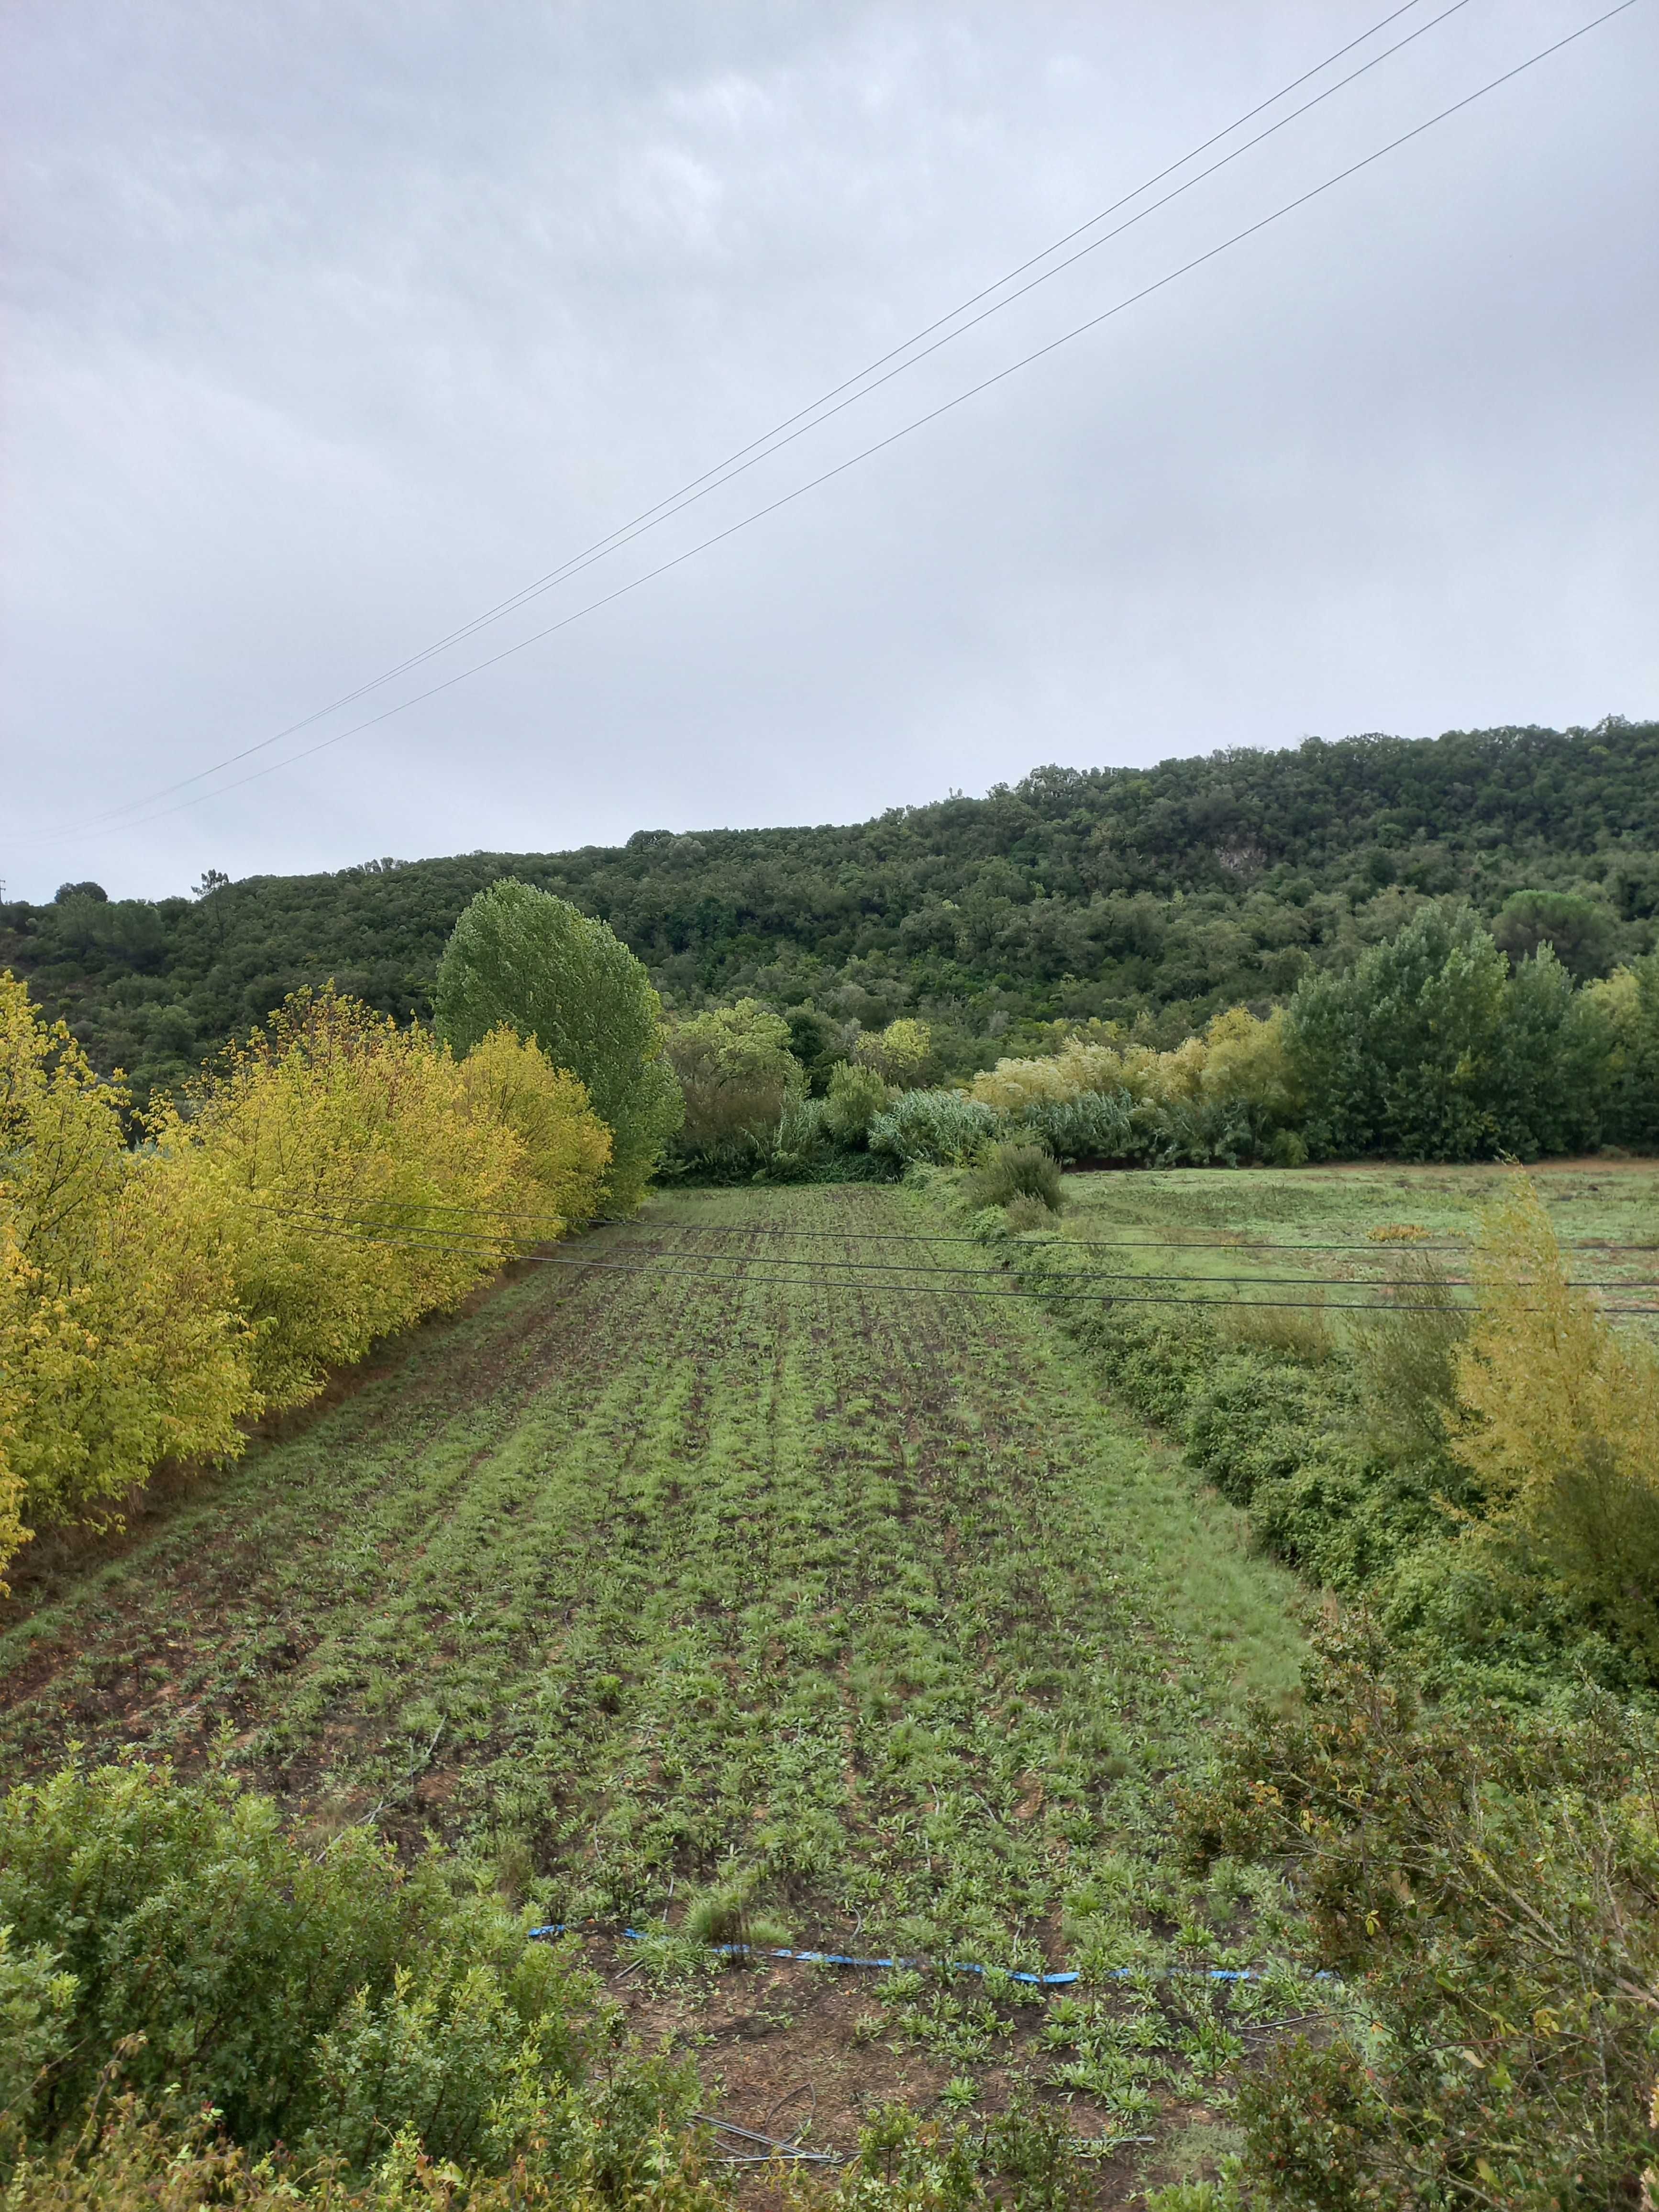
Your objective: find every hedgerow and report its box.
[0,975,610,1586]
[960,1169,1659,1700]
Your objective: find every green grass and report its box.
[1052,1160,1659,1338]
[0,1183,1312,2168]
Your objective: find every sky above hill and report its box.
[3,0,1654,903]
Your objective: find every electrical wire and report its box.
[241,1207,1659,1313]
[599,1217,1658,1254]
[231,1190,1655,1254]
[57,0,1460,839]
[248,1199,1658,1289]
[55,0,1638,840]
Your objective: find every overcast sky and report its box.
[3,0,1654,903]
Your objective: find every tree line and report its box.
[5,717,1656,1107]
[664,900,1659,1180]
[0,884,679,1588]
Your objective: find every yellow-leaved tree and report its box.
[0,1226,33,1586]
[852,1018,932,1088]
[455,1023,611,1233]
[968,1005,1298,1126]
[0,974,252,1571]
[1454,1174,1659,1648]
[159,987,610,1410]
[0,976,610,1589]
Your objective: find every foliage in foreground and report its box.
[0,1760,694,2186]
[1177,1615,1659,2210]
[0,1759,1116,2206]
[2,2091,1107,2212]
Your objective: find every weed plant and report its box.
[962,1141,1064,1217]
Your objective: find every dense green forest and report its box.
[7,717,1657,1103]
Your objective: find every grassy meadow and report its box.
[8,1161,1656,2196]
[0,1182,1327,2193]
[1057,1158,1659,1332]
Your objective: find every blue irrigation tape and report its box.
[526,1923,1271,1984]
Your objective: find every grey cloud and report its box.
[2,0,1654,900]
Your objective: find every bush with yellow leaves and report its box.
[966,1005,1295,1126]
[0,977,251,1569]
[159,988,610,1412]
[1454,1174,1659,1653]
[0,976,610,1588]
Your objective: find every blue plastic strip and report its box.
[527,1924,1271,1983]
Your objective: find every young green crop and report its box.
[0,1183,1315,2182]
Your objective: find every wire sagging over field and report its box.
[249,1203,1659,1315]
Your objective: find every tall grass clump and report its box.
[963,1140,1064,1217]
[868,1089,1001,1168]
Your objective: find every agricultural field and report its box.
[0,1182,1317,2197]
[1054,1158,1659,1338]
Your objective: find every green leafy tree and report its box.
[1492,886,1616,979]
[1589,953,1659,1150]
[1286,905,1510,1160]
[433,880,681,1212]
[1488,945,1609,1157]
[665,997,803,1150]
[783,1003,849,1094]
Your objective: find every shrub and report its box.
[1453,1175,1659,1654]
[0,1761,691,2180]
[0,978,611,1587]
[1180,1616,1659,2207]
[0,977,251,1558]
[455,1026,612,1233]
[822,1060,890,1145]
[434,880,682,1212]
[2,2095,728,2211]
[868,1090,1001,1167]
[162,988,608,1412]
[963,1141,1064,1215]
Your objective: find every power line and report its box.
[245,1206,1659,1311]
[243,1212,1493,1309]
[55,1,1637,841]
[247,1202,1653,1283]
[55,0,1458,841]
[242,1191,1655,1254]
[603,1217,1658,1255]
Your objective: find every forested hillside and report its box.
[7,717,1656,1102]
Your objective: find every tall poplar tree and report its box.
[433,879,682,1210]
